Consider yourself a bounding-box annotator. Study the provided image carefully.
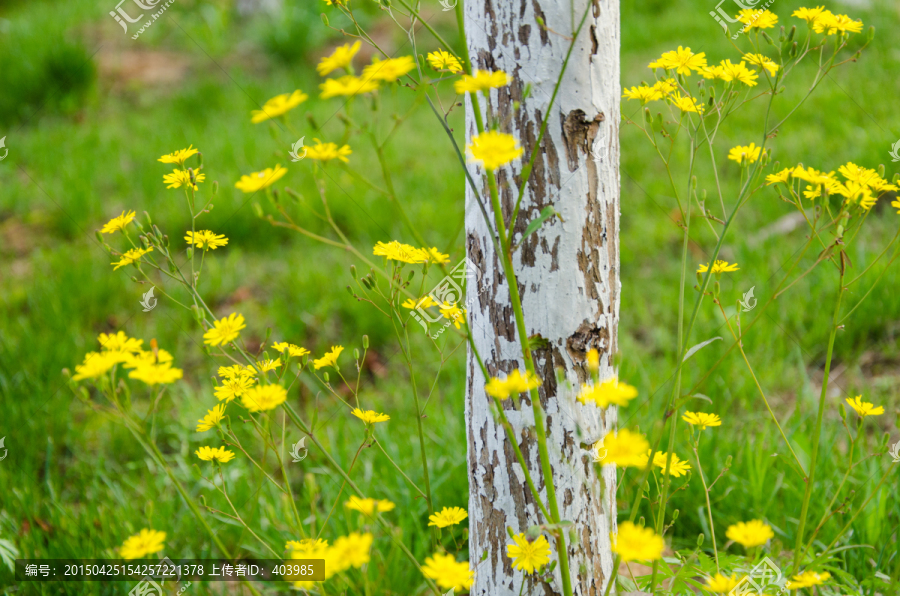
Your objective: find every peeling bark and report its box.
[464,0,620,594]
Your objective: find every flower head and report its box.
[345,496,395,516]
[506,533,551,574]
[98,331,144,352]
[373,240,429,264]
[726,520,774,548]
[317,41,361,76]
[254,359,281,373]
[467,130,524,170]
[649,450,692,477]
[352,408,390,424]
[648,46,707,75]
[195,445,236,463]
[454,69,511,94]
[251,90,308,123]
[234,165,287,193]
[319,75,380,99]
[427,50,462,73]
[185,230,228,250]
[402,296,438,309]
[241,384,287,412]
[305,139,352,163]
[439,301,466,329]
[766,167,794,185]
[698,260,739,274]
[362,56,416,82]
[577,378,638,408]
[813,11,862,35]
[622,85,664,103]
[203,313,246,346]
[718,60,758,86]
[793,6,827,25]
[101,210,137,234]
[272,342,310,358]
[313,345,344,370]
[196,404,227,432]
[594,429,650,467]
[728,143,763,165]
[742,53,780,76]
[737,9,778,30]
[668,92,704,114]
[128,362,183,385]
[218,364,257,380]
[421,553,474,591]
[428,506,468,528]
[786,570,830,589]
[682,411,722,430]
[215,376,256,402]
[163,169,205,190]
[705,573,740,593]
[112,247,153,270]
[331,532,373,569]
[845,395,884,418]
[158,145,198,166]
[611,522,664,562]
[119,529,166,559]
[484,369,541,399]
[72,351,120,381]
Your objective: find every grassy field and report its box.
[1,0,899,593]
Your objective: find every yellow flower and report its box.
[682,411,722,430]
[215,377,256,402]
[648,46,707,75]
[649,450,692,477]
[71,352,120,381]
[128,362,183,385]
[362,56,416,82]
[402,296,438,309]
[163,169,205,190]
[272,342,309,358]
[587,348,600,372]
[428,506,468,528]
[119,529,166,559]
[100,210,137,234]
[241,384,287,412]
[766,167,793,185]
[577,377,638,408]
[728,143,763,165]
[467,130,524,170]
[668,92,704,114]
[484,369,541,399]
[726,520,774,548]
[705,573,740,593]
[305,139,352,163]
[251,90,308,123]
[158,145,198,166]
[506,533,551,574]
[112,247,153,270]
[185,230,228,250]
[196,404,226,432]
[234,164,288,193]
[345,496,395,516]
[454,69,511,94]
[218,364,257,380]
[320,75,380,99]
[317,41,361,76]
[203,313,246,346]
[717,60,758,86]
[439,301,466,329]
[737,9,778,30]
[331,532,373,569]
[698,260,739,274]
[373,240,430,264]
[742,53,780,76]
[313,345,344,370]
[425,247,451,264]
[653,78,679,96]
[698,65,724,80]
[195,445,236,463]
[351,408,390,424]
[813,11,862,35]
[421,553,474,591]
[622,85,663,103]
[98,331,144,352]
[594,429,650,467]
[786,570,830,589]
[610,522,664,562]
[254,358,281,373]
[793,6,827,25]
[288,538,336,586]
[122,348,173,369]
[845,395,884,418]
[427,50,462,73]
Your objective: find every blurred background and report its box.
[0,0,899,593]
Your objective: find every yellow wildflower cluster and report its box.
[373,240,450,265]
[288,533,374,589]
[71,332,183,386]
[484,369,541,399]
[767,161,897,210]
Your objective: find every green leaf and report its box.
[682,337,722,362]
[521,206,561,243]
[0,538,18,572]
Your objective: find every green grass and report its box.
[1,0,900,593]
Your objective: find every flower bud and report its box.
[323,372,330,383]
[867,26,875,42]
[350,264,358,280]
[362,335,369,349]
[321,13,329,26]
[697,533,705,547]
[354,348,360,360]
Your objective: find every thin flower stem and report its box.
[692,433,719,571]
[216,470,281,558]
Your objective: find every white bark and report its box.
[463,0,620,594]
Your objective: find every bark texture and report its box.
[464,0,620,594]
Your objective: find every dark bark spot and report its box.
[560,109,604,172]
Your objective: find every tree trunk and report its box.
[464,0,620,594]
